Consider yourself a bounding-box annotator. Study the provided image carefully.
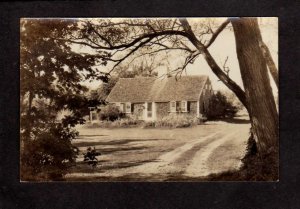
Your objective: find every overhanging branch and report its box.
[179,18,248,109]
[67,30,189,50]
[205,19,230,48]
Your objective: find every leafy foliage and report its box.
[21,123,79,180]
[83,147,101,168]
[206,91,238,120]
[20,19,107,180]
[98,104,124,121]
[157,114,199,128]
[89,77,119,102]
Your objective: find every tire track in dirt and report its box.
[205,127,249,175]
[128,132,223,175]
[184,130,239,177]
[171,133,225,174]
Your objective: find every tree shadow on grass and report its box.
[97,145,149,154]
[77,134,108,138]
[206,118,250,124]
[74,138,171,147]
[101,159,158,171]
[222,118,250,124]
[69,159,158,174]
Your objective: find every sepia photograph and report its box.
[20,17,278,182]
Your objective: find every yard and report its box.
[66,118,250,181]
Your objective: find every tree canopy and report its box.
[20,19,109,180]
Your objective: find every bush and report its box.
[20,122,79,181]
[142,121,156,128]
[142,114,199,128]
[206,91,238,120]
[111,118,140,127]
[87,117,141,128]
[99,104,124,121]
[83,147,101,168]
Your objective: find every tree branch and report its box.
[259,41,279,88]
[223,56,230,76]
[108,37,154,74]
[205,19,230,48]
[68,30,189,50]
[87,23,113,47]
[179,18,248,109]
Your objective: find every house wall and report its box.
[108,100,202,121]
[155,101,198,119]
[155,102,169,119]
[189,101,197,115]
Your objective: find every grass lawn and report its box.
[66,119,250,181]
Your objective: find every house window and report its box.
[170,101,189,112]
[181,101,187,112]
[170,101,176,112]
[125,102,131,113]
[147,102,152,117]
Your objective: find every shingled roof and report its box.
[106,75,209,103]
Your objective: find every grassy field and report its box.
[66,119,250,181]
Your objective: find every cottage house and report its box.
[103,75,213,121]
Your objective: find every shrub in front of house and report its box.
[111,118,141,127]
[143,114,199,128]
[89,112,200,128]
[142,121,156,128]
[98,104,125,121]
[89,117,141,128]
[160,114,199,128]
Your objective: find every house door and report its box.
[147,102,152,119]
[134,103,144,120]
[137,107,144,120]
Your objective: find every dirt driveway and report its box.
[66,120,250,181]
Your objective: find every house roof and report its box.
[106,75,209,103]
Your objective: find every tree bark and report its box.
[260,41,279,89]
[231,18,278,154]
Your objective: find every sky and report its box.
[179,17,278,93]
[76,17,278,95]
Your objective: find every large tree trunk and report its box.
[231,18,278,154]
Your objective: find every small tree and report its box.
[99,104,124,121]
[206,91,238,120]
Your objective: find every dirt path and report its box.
[124,127,247,178]
[66,122,250,180]
[128,132,224,175]
[184,130,239,177]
